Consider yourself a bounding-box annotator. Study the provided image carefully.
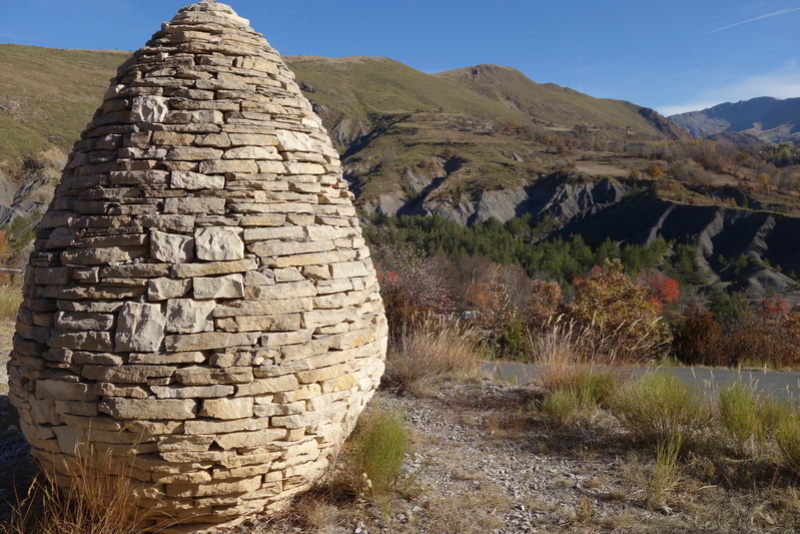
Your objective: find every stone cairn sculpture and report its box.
[7,0,388,530]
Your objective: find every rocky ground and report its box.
[215,382,800,534]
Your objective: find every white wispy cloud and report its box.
[708,7,800,34]
[657,61,800,115]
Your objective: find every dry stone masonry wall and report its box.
[7,1,388,531]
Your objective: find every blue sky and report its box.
[2,0,799,116]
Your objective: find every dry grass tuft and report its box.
[647,433,683,511]
[533,319,630,395]
[775,405,800,477]
[0,285,22,321]
[1,450,153,534]
[384,315,483,396]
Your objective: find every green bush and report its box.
[538,389,590,428]
[716,379,773,457]
[350,409,410,498]
[535,368,620,427]
[611,371,709,450]
[775,407,800,476]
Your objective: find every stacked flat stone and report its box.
[7,1,387,531]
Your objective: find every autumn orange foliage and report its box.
[564,259,671,361]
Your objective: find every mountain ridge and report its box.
[669,96,800,144]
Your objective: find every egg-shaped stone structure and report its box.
[7,1,387,531]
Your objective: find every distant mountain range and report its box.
[669,97,800,145]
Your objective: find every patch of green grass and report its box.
[537,388,594,428]
[0,45,129,169]
[535,368,621,427]
[611,371,709,450]
[647,433,683,511]
[349,408,410,499]
[716,379,775,458]
[775,406,800,476]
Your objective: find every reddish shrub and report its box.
[672,306,727,366]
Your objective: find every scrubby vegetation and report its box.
[367,212,800,369]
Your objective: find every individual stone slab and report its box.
[150,230,194,263]
[99,398,197,420]
[115,302,167,352]
[131,96,170,122]
[171,171,225,190]
[165,298,215,333]
[148,277,192,300]
[193,273,244,299]
[195,227,244,261]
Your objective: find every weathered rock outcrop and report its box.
[7,1,387,531]
[364,175,631,226]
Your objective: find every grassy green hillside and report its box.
[0,46,682,206]
[285,57,545,201]
[0,45,130,170]
[285,56,526,126]
[284,57,684,203]
[435,64,681,138]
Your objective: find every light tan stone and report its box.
[242,226,304,242]
[216,314,301,333]
[35,380,95,402]
[172,258,257,278]
[163,197,226,215]
[171,171,225,190]
[235,375,299,396]
[275,129,317,152]
[228,133,278,146]
[223,146,280,160]
[193,274,244,299]
[166,298,215,333]
[150,230,194,263]
[215,429,286,450]
[212,299,312,318]
[174,365,254,385]
[148,277,192,300]
[83,364,175,383]
[99,398,197,420]
[184,417,269,435]
[115,302,167,352]
[199,160,258,174]
[200,397,253,420]
[128,351,205,364]
[150,385,234,399]
[54,311,114,332]
[166,476,261,498]
[295,364,344,384]
[274,384,322,404]
[195,227,244,260]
